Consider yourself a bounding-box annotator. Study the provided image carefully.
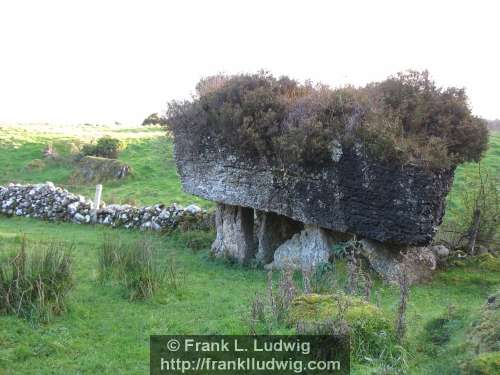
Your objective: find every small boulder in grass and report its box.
[431,244,450,259]
[359,239,437,285]
[289,293,390,330]
[185,204,202,214]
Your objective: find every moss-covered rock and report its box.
[289,294,387,327]
[289,293,395,358]
[71,156,131,184]
[462,352,500,375]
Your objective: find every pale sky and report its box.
[1,0,499,124]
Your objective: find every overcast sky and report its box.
[1,0,499,124]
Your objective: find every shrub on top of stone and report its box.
[167,70,488,170]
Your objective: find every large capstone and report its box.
[211,203,256,263]
[174,141,454,246]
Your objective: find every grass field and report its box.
[0,123,498,374]
[445,132,500,218]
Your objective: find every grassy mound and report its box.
[25,159,46,172]
[289,293,389,326]
[289,293,395,361]
[467,290,500,354]
[460,289,500,374]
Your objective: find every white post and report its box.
[92,184,102,223]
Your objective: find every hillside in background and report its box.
[0,123,210,209]
[488,119,500,132]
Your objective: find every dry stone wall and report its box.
[0,182,204,231]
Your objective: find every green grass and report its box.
[0,218,498,374]
[0,219,266,374]
[0,124,499,374]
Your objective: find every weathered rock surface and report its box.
[255,211,303,264]
[268,225,334,271]
[359,239,437,285]
[211,203,256,263]
[174,143,454,246]
[0,182,204,232]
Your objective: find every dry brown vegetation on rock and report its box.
[167,71,488,169]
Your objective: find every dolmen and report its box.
[167,71,488,282]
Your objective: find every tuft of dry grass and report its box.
[0,235,74,322]
[97,234,179,300]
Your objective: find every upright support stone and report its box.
[255,211,303,265]
[269,225,334,271]
[359,239,437,285]
[211,203,256,263]
[91,184,102,223]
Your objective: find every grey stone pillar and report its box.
[211,203,256,263]
[270,225,334,271]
